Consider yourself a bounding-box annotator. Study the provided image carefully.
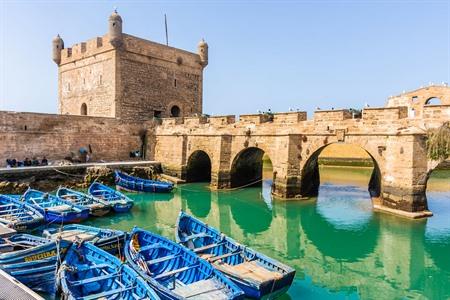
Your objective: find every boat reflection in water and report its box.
[84,166,450,300]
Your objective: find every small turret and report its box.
[108,9,123,47]
[198,39,208,68]
[52,34,64,64]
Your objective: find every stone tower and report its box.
[108,10,123,47]
[54,10,207,120]
[52,34,64,64]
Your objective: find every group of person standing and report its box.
[5,157,48,168]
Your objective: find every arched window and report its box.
[170,105,181,117]
[425,97,442,105]
[80,103,88,115]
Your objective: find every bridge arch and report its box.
[185,150,212,183]
[230,147,273,188]
[300,142,382,201]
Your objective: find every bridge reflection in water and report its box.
[84,167,450,300]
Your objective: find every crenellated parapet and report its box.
[59,36,113,65]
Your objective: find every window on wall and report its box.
[425,97,442,105]
[99,75,102,85]
[170,105,181,117]
[174,79,177,88]
[81,103,88,115]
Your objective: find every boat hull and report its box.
[43,224,126,258]
[8,219,43,232]
[59,242,160,300]
[112,202,134,213]
[42,209,90,224]
[125,227,244,300]
[175,212,296,299]
[115,170,174,193]
[0,195,44,232]
[0,235,71,294]
[89,205,111,217]
[88,183,134,213]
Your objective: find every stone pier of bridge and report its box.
[151,86,450,219]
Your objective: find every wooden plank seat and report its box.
[138,243,171,253]
[147,254,180,265]
[215,261,283,284]
[207,251,243,263]
[193,242,225,253]
[180,232,210,242]
[47,205,72,212]
[70,271,118,286]
[75,263,111,272]
[154,264,198,280]
[0,208,22,214]
[174,279,230,299]
[53,231,97,242]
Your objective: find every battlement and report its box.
[314,109,353,122]
[60,35,113,65]
[362,106,408,121]
[272,112,307,124]
[208,116,236,125]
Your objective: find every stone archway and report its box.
[230,147,272,188]
[300,143,382,201]
[185,150,212,183]
[80,103,87,115]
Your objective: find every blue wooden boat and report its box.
[43,224,126,257]
[175,212,296,299]
[0,233,71,294]
[115,170,174,193]
[22,189,90,224]
[58,241,160,300]
[88,182,134,213]
[0,194,44,232]
[125,227,244,300]
[57,187,111,217]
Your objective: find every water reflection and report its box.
[83,167,450,300]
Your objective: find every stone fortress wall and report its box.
[0,111,153,163]
[55,10,207,121]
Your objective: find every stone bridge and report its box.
[152,85,450,219]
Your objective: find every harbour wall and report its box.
[0,111,155,166]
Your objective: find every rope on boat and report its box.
[176,178,264,193]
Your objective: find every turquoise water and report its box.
[79,167,450,299]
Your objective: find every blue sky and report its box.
[0,0,449,116]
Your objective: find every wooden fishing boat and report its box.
[43,224,126,257]
[0,194,44,232]
[57,187,111,217]
[88,182,134,213]
[115,170,174,193]
[175,212,296,299]
[125,227,244,300]
[0,233,71,294]
[58,241,160,300]
[22,189,90,224]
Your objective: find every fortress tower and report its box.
[53,10,208,120]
